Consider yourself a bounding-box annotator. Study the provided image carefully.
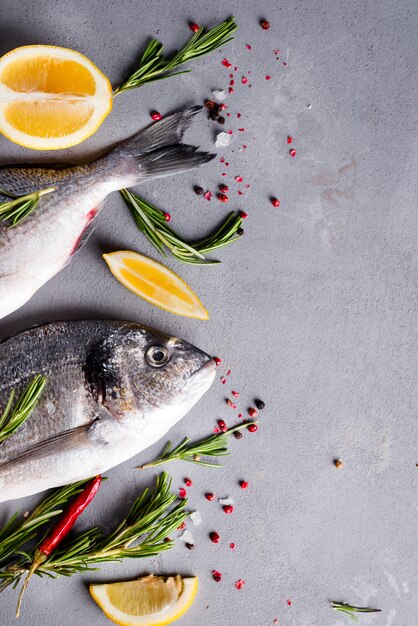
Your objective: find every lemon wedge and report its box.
[103,251,209,320]
[90,574,199,626]
[0,45,112,150]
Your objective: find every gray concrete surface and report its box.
[0,0,417,624]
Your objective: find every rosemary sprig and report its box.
[0,473,187,588]
[0,375,46,444]
[138,422,257,469]
[0,188,55,226]
[0,480,93,569]
[121,189,243,264]
[331,601,381,622]
[113,17,237,96]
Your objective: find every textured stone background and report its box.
[0,0,417,625]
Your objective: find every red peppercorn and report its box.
[184,478,193,487]
[205,492,215,501]
[218,193,229,203]
[179,487,187,498]
[213,570,222,582]
[189,22,200,33]
[163,212,171,222]
[210,531,220,544]
[223,504,234,514]
[219,184,229,193]
[235,579,245,590]
[289,148,296,157]
[261,20,271,30]
[238,211,248,219]
[240,480,249,490]
[247,423,258,433]
[217,419,228,433]
[271,198,280,208]
[150,111,162,121]
[230,542,236,550]
[287,135,293,144]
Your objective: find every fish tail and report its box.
[108,106,215,182]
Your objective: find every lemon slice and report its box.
[90,575,198,626]
[0,45,112,150]
[103,251,209,320]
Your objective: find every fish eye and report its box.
[146,345,171,367]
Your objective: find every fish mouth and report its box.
[186,357,216,394]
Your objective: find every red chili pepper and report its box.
[16,475,102,616]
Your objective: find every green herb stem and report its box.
[0,375,46,444]
[0,188,55,227]
[138,422,257,469]
[331,601,381,622]
[120,189,243,264]
[0,473,187,589]
[113,18,237,96]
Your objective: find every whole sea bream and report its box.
[0,106,214,320]
[0,320,215,502]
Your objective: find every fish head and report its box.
[90,324,216,439]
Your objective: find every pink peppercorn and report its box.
[219,184,229,193]
[235,175,243,182]
[261,20,271,29]
[150,111,162,121]
[287,135,293,144]
[179,488,187,498]
[189,22,200,32]
[213,571,222,582]
[205,492,215,501]
[214,357,222,366]
[222,58,232,68]
[217,419,228,433]
[240,480,249,489]
[218,193,229,203]
[184,478,193,487]
[248,407,258,417]
[163,212,171,222]
[247,423,258,433]
[235,579,245,590]
[210,531,220,544]
[271,198,280,208]
[223,504,234,514]
[289,148,296,157]
[238,211,248,219]
[230,542,236,550]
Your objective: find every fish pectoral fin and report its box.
[0,423,94,468]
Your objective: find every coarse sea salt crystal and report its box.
[212,89,227,101]
[190,511,202,526]
[218,496,234,505]
[180,529,194,543]
[215,132,231,148]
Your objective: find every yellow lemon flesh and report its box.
[103,251,209,320]
[90,575,199,626]
[0,45,112,149]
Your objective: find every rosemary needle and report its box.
[120,189,243,264]
[138,422,257,469]
[113,18,237,96]
[0,375,46,444]
[0,188,55,227]
[331,601,381,622]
